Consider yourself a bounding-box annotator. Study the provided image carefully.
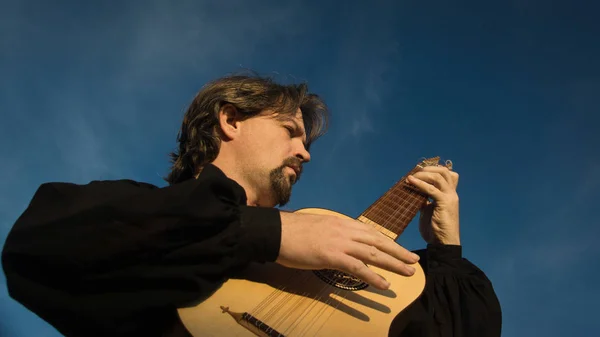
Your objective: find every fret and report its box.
[360,157,444,238]
[357,216,397,240]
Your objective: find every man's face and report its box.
[236,109,310,207]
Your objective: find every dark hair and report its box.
[165,74,330,184]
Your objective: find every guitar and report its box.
[177,157,451,336]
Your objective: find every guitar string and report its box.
[308,294,346,337]
[284,188,424,336]
[291,267,357,336]
[270,288,308,331]
[250,223,346,325]
[381,160,440,233]
[293,259,368,335]
[272,276,328,334]
[363,176,414,235]
[257,270,324,333]
[296,294,335,337]
[311,264,373,337]
[372,164,426,235]
[251,283,283,315]
[247,162,443,335]
[250,263,336,335]
[298,203,410,336]
[284,285,332,336]
[255,220,375,334]
[303,161,450,335]
[382,190,425,237]
[293,212,403,336]
[250,273,292,315]
[300,172,429,335]
[299,167,432,335]
[250,269,305,333]
[385,182,425,234]
[283,269,348,336]
[260,283,298,324]
[378,175,421,234]
[288,182,425,336]
[249,224,375,331]
[388,161,452,234]
[253,289,289,334]
[371,161,444,235]
[282,230,373,336]
[297,193,423,335]
[362,184,419,241]
[280,292,318,335]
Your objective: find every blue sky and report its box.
[1,0,598,336]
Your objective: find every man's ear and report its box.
[218,103,242,141]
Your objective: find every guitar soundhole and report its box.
[312,269,369,291]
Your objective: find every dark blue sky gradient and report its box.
[1,1,598,336]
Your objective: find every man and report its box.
[2,74,501,336]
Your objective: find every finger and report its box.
[352,229,420,264]
[334,254,395,290]
[345,242,417,278]
[443,167,459,187]
[420,166,454,186]
[406,174,446,198]
[451,170,459,187]
[421,165,459,188]
[435,166,455,187]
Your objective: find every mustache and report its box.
[281,157,303,179]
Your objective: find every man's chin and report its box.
[269,167,294,206]
[274,188,292,207]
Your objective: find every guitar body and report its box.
[178,208,426,337]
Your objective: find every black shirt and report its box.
[2,164,501,337]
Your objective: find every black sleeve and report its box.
[391,244,502,337]
[1,166,282,337]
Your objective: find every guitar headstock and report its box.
[417,156,453,170]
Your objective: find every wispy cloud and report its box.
[495,159,600,270]
[331,43,401,140]
[0,0,312,196]
[321,24,402,165]
[487,160,600,335]
[0,3,314,334]
[0,1,321,335]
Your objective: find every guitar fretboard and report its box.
[359,158,440,240]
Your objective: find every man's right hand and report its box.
[275,212,420,290]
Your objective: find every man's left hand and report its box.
[406,165,461,246]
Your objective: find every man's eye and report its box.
[285,127,295,136]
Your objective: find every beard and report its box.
[269,157,302,207]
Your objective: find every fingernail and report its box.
[383,280,391,289]
[407,266,416,274]
[411,253,420,261]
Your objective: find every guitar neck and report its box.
[359,157,446,240]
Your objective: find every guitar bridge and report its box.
[221,306,285,337]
